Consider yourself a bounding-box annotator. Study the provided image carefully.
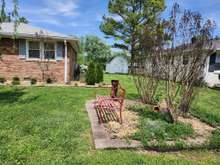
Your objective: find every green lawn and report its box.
[191,88,220,127]
[0,74,220,164]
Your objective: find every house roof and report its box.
[0,22,77,40]
[0,22,79,52]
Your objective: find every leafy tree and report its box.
[19,16,28,24]
[100,0,165,71]
[85,62,96,85]
[84,35,112,65]
[77,36,86,64]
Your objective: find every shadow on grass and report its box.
[0,87,26,104]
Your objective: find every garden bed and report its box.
[103,101,220,151]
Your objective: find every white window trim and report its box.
[26,40,41,60]
[26,40,58,61]
[43,41,57,60]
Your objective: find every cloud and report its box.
[43,0,79,16]
[30,16,62,26]
[20,0,80,26]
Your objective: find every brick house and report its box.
[0,22,79,84]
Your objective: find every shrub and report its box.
[95,64,103,83]
[0,77,6,84]
[85,62,96,85]
[12,77,20,85]
[46,78,53,84]
[31,78,37,85]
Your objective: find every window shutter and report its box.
[56,42,63,60]
[19,39,27,59]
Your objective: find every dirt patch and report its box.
[103,99,144,139]
[178,116,215,146]
[103,110,139,139]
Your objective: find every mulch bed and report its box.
[87,99,218,151]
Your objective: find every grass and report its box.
[0,74,220,164]
[130,105,194,150]
[209,130,220,149]
[191,88,220,127]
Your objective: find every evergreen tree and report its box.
[95,64,103,83]
[100,0,165,71]
[0,0,28,23]
[0,0,6,22]
[85,62,96,85]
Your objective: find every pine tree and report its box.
[100,0,165,72]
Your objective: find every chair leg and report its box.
[119,103,124,124]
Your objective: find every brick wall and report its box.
[0,38,76,84]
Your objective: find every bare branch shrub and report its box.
[133,2,216,122]
[133,22,164,105]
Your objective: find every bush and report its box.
[12,77,20,85]
[0,77,6,84]
[31,78,37,85]
[85,62,96,85]
[95,64,103,83]
[85,63,104,85]
[46,78,53,84]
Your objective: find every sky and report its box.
[5,0,220,45]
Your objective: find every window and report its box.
[44,42,55,60]
[29,41,40,59]
[209,53,216,72]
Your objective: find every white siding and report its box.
[106,56,128,74]
[204,56,220,87]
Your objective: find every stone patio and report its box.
[86,100,142,149]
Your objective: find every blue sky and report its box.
[6,0,220,44]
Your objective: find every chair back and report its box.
[118,84,126,99]
[111,80,119,98]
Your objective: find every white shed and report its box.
[106,56,128,74]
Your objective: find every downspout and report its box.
[64,40,68,84]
